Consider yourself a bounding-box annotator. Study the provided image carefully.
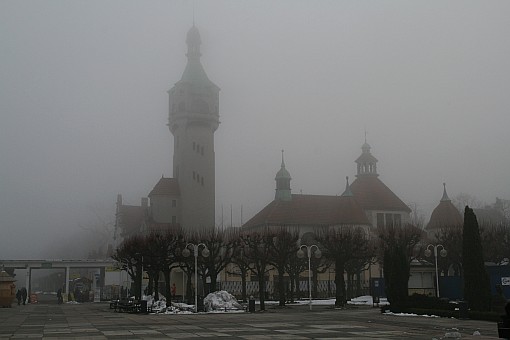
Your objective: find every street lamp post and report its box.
[297,244,321,310]
[182,243,210,313]
[424,244,447,298]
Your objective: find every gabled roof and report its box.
[350,176,411,213]
[148,177,180,197]
[242,194,370,230]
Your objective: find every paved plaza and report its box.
[0,301,502,339]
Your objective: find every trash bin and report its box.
[197,295,204,312]
[458,301,468,319]
[140,300,148,314]
[248,296,255,312]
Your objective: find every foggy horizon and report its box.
[1,1,509,259]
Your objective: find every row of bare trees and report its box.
[112,221,508,310]
[432,223,510,277]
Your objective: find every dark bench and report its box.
[111,299,152,314]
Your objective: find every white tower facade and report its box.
[167,26,219,230]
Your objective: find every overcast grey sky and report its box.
[1,0,509,259]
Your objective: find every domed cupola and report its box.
[355,140,378,177]
[426,183,463,233]
[275,150,292,201]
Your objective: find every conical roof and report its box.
[179,25,218,89]
[426,184,463,231]
[275,150,291,180]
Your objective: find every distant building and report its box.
[425,183,463,237]
[349,142,412,228]
[115,25,219,240]
[242,143,411,235]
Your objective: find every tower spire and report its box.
[275,150,292,201]
[441,182,451,202]
[341,176,353,197]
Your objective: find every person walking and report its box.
[21,287,27,305]
[57,288,63,304]
[16,289,22,305]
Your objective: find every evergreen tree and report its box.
[462,206,491,311]
[383,244,409,308]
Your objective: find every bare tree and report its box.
[267,227,300,306]
[316,226,374,307]
[284,252,307,302]
[229,239,251,302]
[481,223,510,264]
[378,223,423,307]
[111,234,145,300]
[242,230,273,311]
[196,228,237,293]
[433,226,463,276]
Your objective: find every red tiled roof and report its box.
[242,194,370,229]
[149,177,180,197]
[426,201,463,230]
[350,176,411,212]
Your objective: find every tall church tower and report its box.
[168,25,220,230]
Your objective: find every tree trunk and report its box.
[210,270,217,292]
[288,273,295,303]
[335,259,346,307]
[154,271,160,301]
[278,270,286,306]
[186,272,193,304]
[258,275,266,311]
[241,267,247,302]
[163,269,171,302]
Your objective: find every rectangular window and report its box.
[172,200,176,207]
[385,213,394,227]
[393,214,401,227]
[172,216,177,224]
[377,213,384,227]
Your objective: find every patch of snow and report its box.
[348,295,389,306]
[384,311,440,318]
[203,290,244,312]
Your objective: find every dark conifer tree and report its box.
[462,206,491,311]
[383,244,409,308]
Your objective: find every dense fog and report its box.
[1,1,509,259]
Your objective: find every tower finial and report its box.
[281,149,285,167]
[342,176,353,197]
[192,0,195,26]
[441,182,451,202]
[364,127,367,144]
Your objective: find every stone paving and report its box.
[0,302,502,339]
